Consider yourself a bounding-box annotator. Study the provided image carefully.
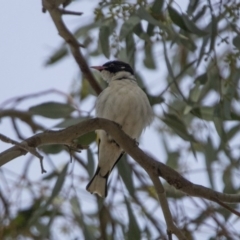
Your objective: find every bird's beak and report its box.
[90,66,106,71]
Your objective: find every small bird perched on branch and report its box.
[86,60,153,197]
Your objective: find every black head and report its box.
[102,61,134,75]
[91,60,134,76]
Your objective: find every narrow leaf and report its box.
[28,164,68,225]
[168,6,188,31]
[162,113,195,142]
[99,25,110,58]
[87,148,95,177]
[233,35,240,50]
[194,72,208,85]
[118,155,135,196]
[143,43,156,69]
[29,102,75,119]
[77,131,96,145]
[182,14,208,36]
[125,197,141,240]
[45,47,68,65]
[55,117,89,128]
[126,33,135,67]
[120,16,140,40]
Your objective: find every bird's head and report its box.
[91,60,135,83]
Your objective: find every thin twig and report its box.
[0,134,46,173]
[59,8,83,16]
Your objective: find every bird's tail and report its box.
[86,167,109,198]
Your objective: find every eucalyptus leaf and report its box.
[87,148,95,177]
[137,7,164,28]
[162,113,195,142]
[182,14,208,36]
[99,25,110,58]
[55,117,89,128]
[133,23,150,41]
[125,197,141,240]
[40,144,64,154]
[126,33,135,67]
[143,43,156,69]
[29,102,75,119]
[233,35,240,50]
[168,6,189,32]
[120,16,140,40]
[77,131,96,145]
[45,47,68,65]
[194,72,208,85]
[118,155,135,196]
[28,164,68,226]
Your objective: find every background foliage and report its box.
[1,0,240,239]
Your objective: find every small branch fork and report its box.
[0,134,46,173]
[1,118,240,239]
[41,0,102,95]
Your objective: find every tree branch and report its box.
[0,110,44,132]
[0,118,240,206]
[148,173,186,239]
[42,0,102,95]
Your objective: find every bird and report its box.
[86,60,153,197]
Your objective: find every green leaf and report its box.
[126,33,135,67]
[28,164,68,225]
[226,123,240,141]
[204,137,217,189]
[168,6,188,32]
[120,16,140,40]
[47,164,68,204]
[233,35,240,50]
[143,42,156,69]
[117,155,135,196]
[189,82,201,103]
[148,94,164,106]
[133,23,150,41]
[137,7,165,28]
[222,165,235,194]
[179,34,197,51]
[87,148,95,177]
[194,72,208,85]
[74,22,102,38]
[70,196,95,240]
[29,102,75,119]
[125,197,141,240]
[209,14,217,53]
[151,0,164,15]
[182,14,208,36]
[77,131,96,145]
[162,113,195,142]
[197,36,209,66]
[147,0,164,36]
[55,117,88,128]
[191,107,214,121]
[40,144,64,154]
[45,47,68,65]
[166,151,179,169]
[99,25,110,58]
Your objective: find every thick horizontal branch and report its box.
[0,118,239,205]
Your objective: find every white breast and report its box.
[96,79,153,139]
